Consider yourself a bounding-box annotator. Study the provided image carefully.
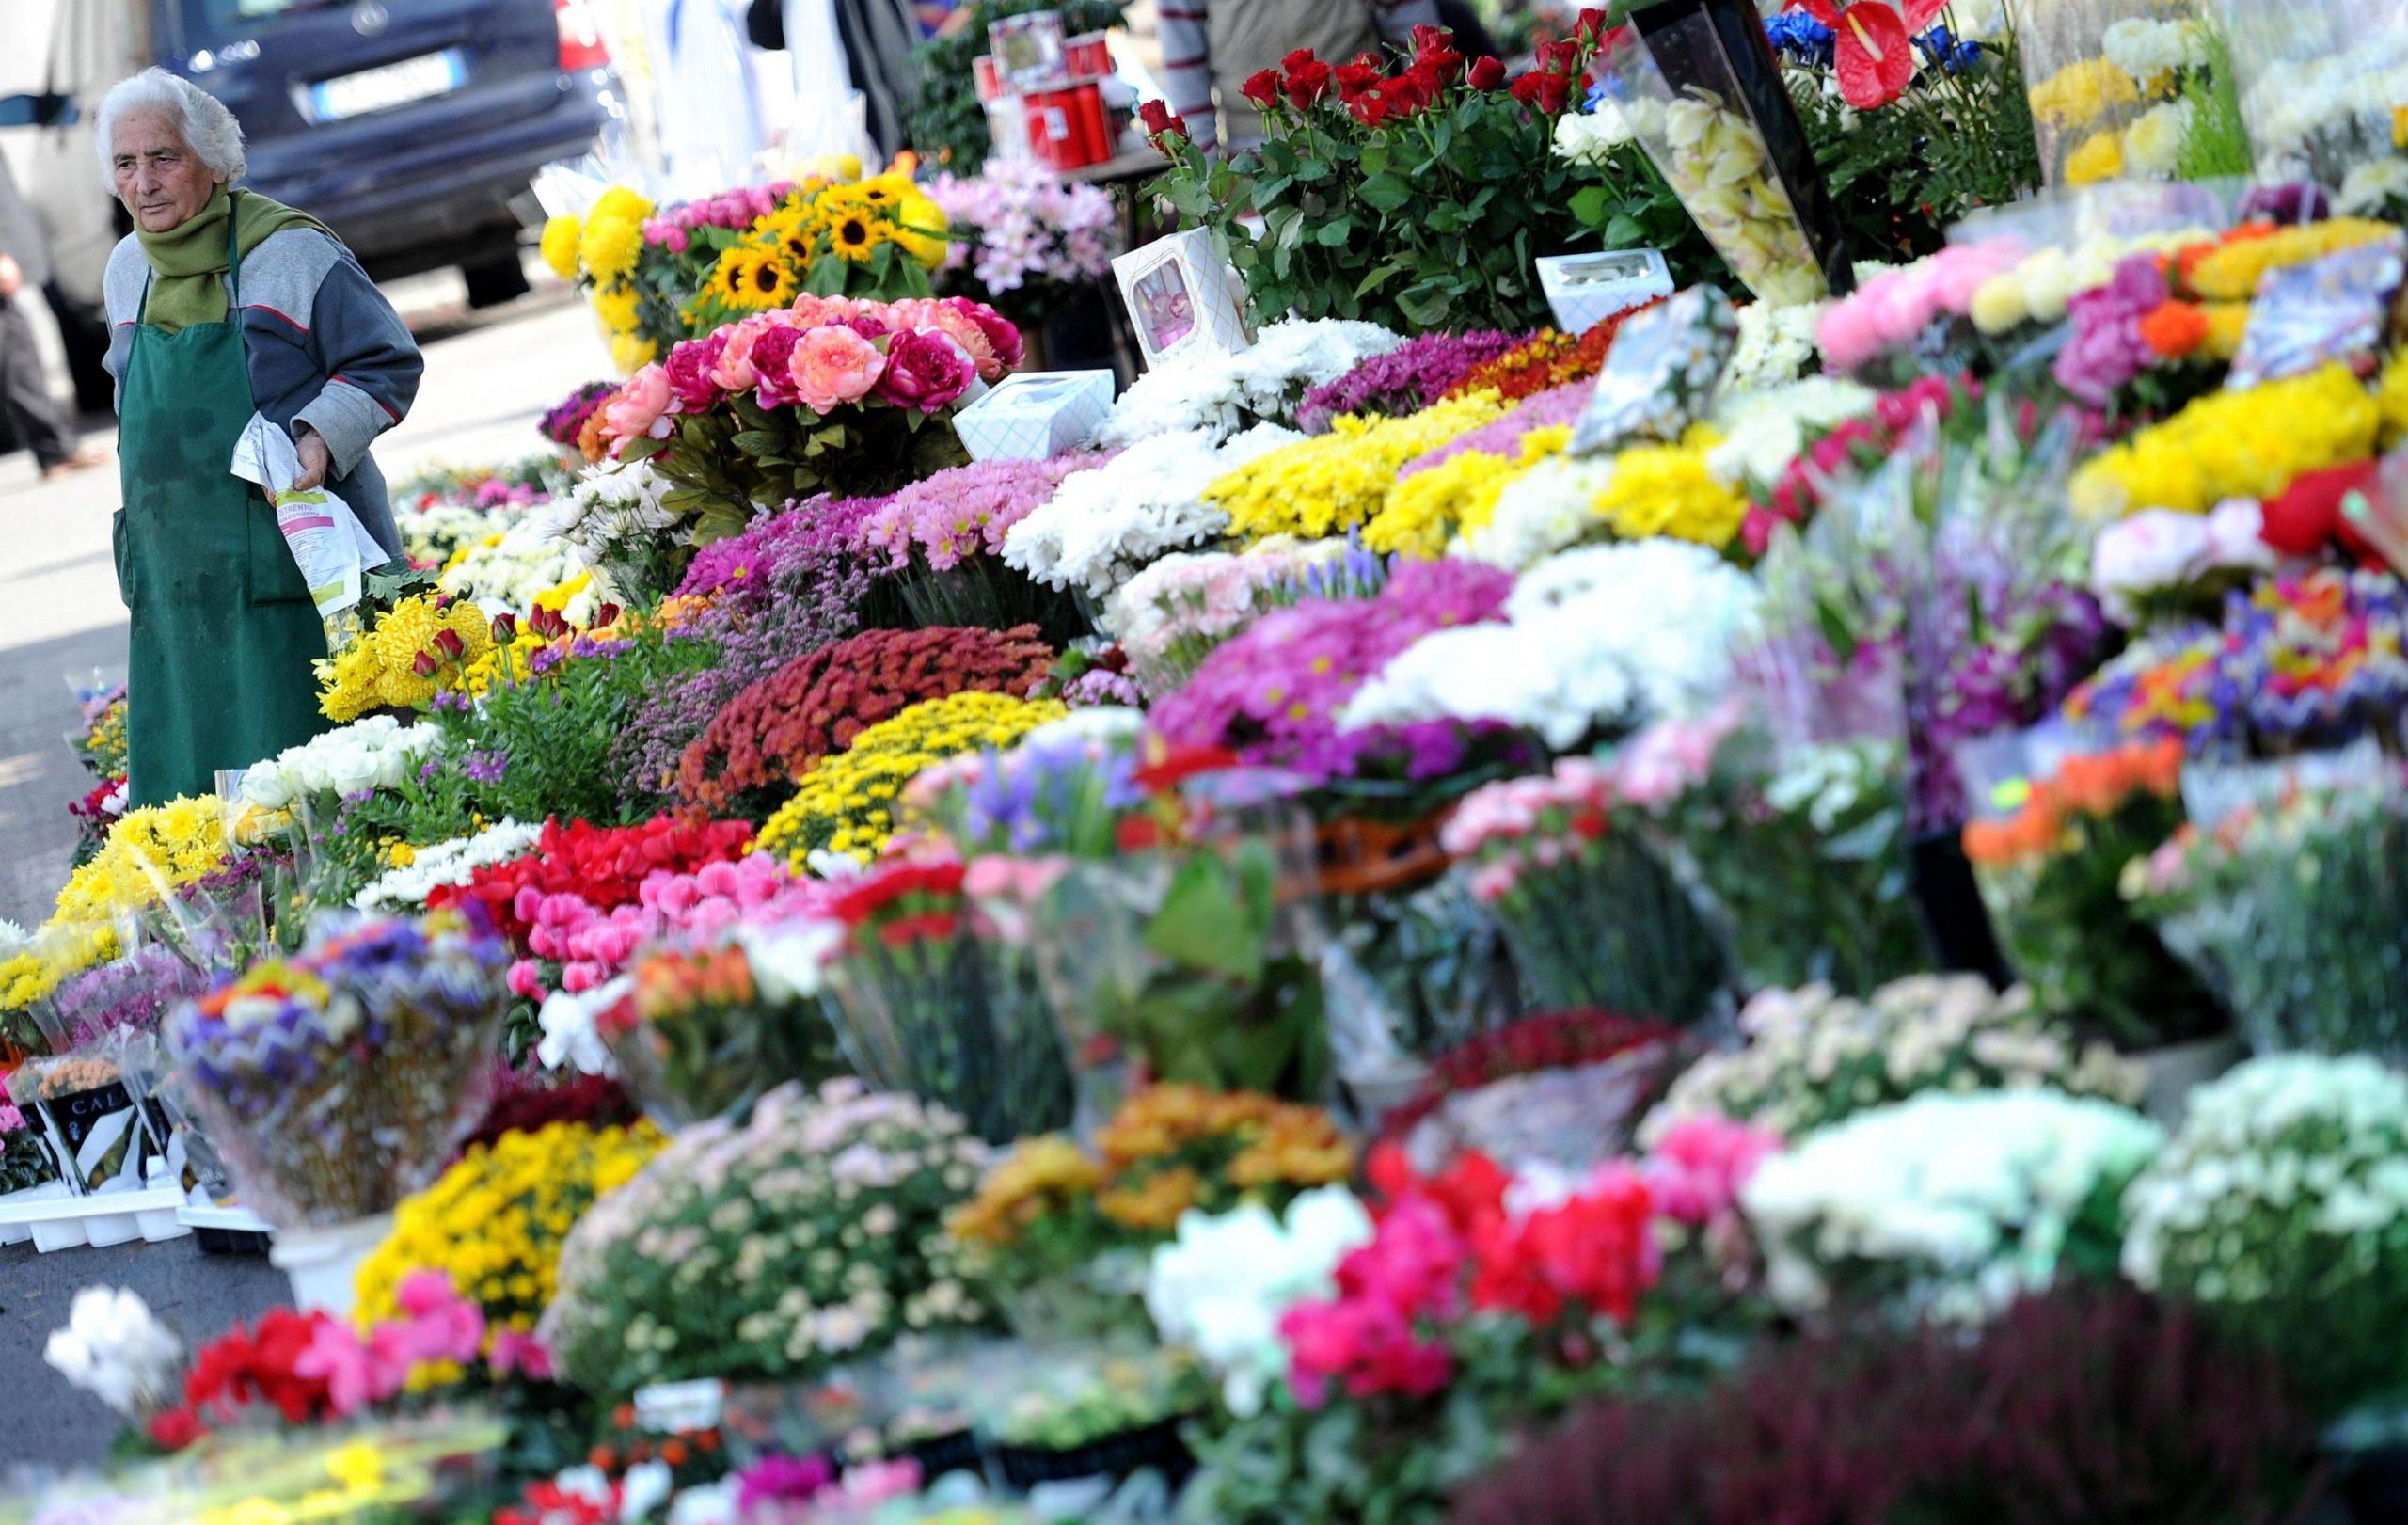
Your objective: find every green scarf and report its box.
[134,187,335,334]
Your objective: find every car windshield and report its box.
[171,0,355,46]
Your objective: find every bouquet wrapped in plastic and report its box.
[1441,759,1735,1025]
[1617,704,1930,996]
[2129,759,2408,1059]
[821,858,1076,1146]
[2018,0,2244,185]
[2210,0,2408,205]
[1027,772,1333,1112]
[598,926,849,1129]
[1961,732,2225,1049]
[163,909,509,1228]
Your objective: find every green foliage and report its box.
[1789,38,2041,264]
[904,0,1128,172]
[2176,25,2253,180]
[1147,41,1698,333]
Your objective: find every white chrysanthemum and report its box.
[1705,374,1875,491]
[241,713,444,808]
[1743,1089,2162,1321]
[352,818,543,914]
[1096,319,1405,448]
[1002,422,1299,599]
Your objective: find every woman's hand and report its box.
[292,424,332,492]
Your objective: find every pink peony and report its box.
[600,365,673,448]
[751,323,811,408]
[877,327,975,414]
[662,332,726,413]
[791,325,887,414]
[943,294,1023,373]
[711,315,772,392]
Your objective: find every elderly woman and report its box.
[99,68,420,807]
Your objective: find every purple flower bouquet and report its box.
[163,909,509,1228]
[853,454,1111,644]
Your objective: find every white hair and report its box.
[95,69,246,187]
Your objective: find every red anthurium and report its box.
[1791,0,1941,111]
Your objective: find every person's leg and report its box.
[0,297,82,469]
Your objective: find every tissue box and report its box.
[1112,230,1253,370]
[954,371,1117,461]
[1537,249,1675,334]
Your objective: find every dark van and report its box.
[1,0,619,405]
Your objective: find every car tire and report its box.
[46,286,117,417]
[461,251,532,310]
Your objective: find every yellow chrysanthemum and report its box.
[2183,217,2400,303]
[1592,424,1749,548]
[590,185,656,227]
[754,692,1068,867]
[610,332,658,375]
[2028,56,2142,134]
[355,1120,664,1352]
[2382,350,2408,449]
[590,279,642,336]
[2070,362,2379,518]
[539,214,582,280]
[1364,422,1570,557]
[1209,389,1513,545]
[578,214,642,284]
[2064,129,2126,185]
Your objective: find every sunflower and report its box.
[858,172,913,206]
[829,211,884,263]
[707,246,796,310]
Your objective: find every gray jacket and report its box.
[101,223,420,557]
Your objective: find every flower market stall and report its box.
[17,1,2408,1520]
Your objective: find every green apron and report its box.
[115,214,328,808]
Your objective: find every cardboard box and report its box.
[954,371,1117,461]
[1537,248,1675,334]
[1111,230,1254,370]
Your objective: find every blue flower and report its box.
[1913,25,1981,74]
[1764,10,1836,68]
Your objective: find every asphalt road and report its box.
[0,262,610,1468]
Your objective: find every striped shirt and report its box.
[1159,0,1441,151]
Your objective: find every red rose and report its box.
[1136,99,1187,141]
[1386,69,1438,117]
[1348,87,1396,129]
[1535,39,1583,74]
[1242,69,1280,109]
[1510,71,1572,114]
[1284,56,1334,107]
[1334,57,1386,101]
[1468,55,1506,89]
[1576,6,1610,41]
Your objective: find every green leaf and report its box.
[1315,216,1355,247]
[1356,173,1413,214]
[1568,184,1611,227]
[1146,853,1267,983]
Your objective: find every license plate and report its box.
[310,50,465,121]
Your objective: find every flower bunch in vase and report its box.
[1642,975,2143,1146]
[1613,705,1930,996]
[1027,773,1332,1104]
[949,1085,1353,1347]
[2128,765,2408,1059]
[819,856,1075,1144]
[595,294,1022,532]
[675,625,1056,818]
[540,1078,991,1395]
[1962,736,2225,1049]
[1441,760,1735,1025]
[595,923,848,1128]
[852,456,1109,643]
[161,909,509,1228]
[927,156,1117,332]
